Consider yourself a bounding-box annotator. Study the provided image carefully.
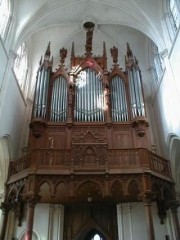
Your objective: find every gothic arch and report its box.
[75,219,108,240]
[18,230,40,240]
[167,133,180,192]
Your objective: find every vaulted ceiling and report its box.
[14,0,166,97]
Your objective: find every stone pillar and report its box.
[0,202,11,240]
[47,204,54,240]
[116,204,124,240]
[57,204,64,240]
[4,209,15,240]
[24,194,40,240]
[143,191,155,240]
[169,200,180,240]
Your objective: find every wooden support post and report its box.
[143,191,155,240]
[24,194,40,240]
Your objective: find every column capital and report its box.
[143,191,155,205]
[23,193,40,207]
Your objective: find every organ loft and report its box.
[1,22,179,240]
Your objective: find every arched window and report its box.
[13,42,28,94]
[169,0,180,32]
[149,41,164,84]
[164,0,180,41]
[0,0,11,38]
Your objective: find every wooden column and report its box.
[169,200,180,240]
[24,194,40,240]
[0,202,11,240]
[143,191,155,240]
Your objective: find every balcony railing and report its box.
[8,148,172,180]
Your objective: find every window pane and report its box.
[170,0,180,31]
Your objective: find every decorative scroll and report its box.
[111,76,128,121]
[50,76,67,121]
[74,68,105,121]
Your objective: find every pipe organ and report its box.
[4,24,176,240]
[33,37,145,124]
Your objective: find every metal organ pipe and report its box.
[33,67,50,119]
[128,66,145,118]
[33,68,40,117]
[111,76,128,122]
[75,68,104,122]
[50,76,67,122]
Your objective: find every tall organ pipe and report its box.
[111,76,128,122]
[128,65,145,118]
[33,67,50,119]
[75,68,104,122]
[50,76,67,122]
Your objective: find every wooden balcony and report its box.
[7,148,173,183]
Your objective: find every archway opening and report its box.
[84,229,106,240]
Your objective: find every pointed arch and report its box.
[167,133,180,191]
[163,0,180,42]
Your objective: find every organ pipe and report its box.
[33,42,52,119]
[32,39,146,124]
[75,68,104,122]
[126,43,145,118]
[50,76,67,122]
[33,67,51,118]
[111,76,128,122]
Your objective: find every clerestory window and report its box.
[150,41,164,84]
[13,42,28,95]
[169,0,180,32]
[0,0,11,39]
[164,0,180,41]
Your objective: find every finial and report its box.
[60,48,67,65]
[126,42,133,58]
[45,41,51,56]
[110,46,118,64]
[85,28,93,54]
[71,42,75,57]
[39,56,43,66]
[103,42,107,57]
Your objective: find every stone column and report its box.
[24,194,40,240]
[143,191,155,240]
[169,200,180,240]
[0,202,11,240]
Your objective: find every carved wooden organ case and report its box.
[31,30,149,148]
[28,27,175,207]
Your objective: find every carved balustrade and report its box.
[7,148,172,180]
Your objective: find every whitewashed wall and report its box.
[117,202,176,240]
[13,203,64,240]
